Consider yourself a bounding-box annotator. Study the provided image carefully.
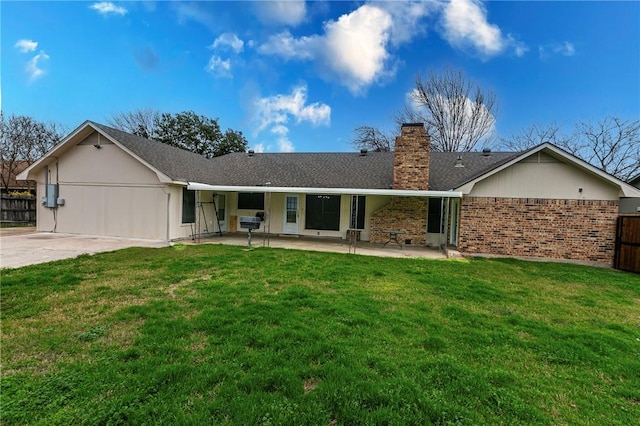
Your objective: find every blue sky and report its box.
[3,1,639,153]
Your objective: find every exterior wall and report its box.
[370,197,428,245]
[468,152,620,200]
[393,124,430,190]
[458,197,619,263]
[224,192,391,242]
[35,134,170,240]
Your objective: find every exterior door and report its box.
[449,198,460,247]
[283,194,299,234]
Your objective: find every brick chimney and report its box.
[393,123,430,190]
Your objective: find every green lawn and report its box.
[2,244,639,425]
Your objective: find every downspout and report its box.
[166,191,171,241]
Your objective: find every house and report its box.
[2,161,35,194]
[18,121,640,264]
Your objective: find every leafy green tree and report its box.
[109,109,248,158]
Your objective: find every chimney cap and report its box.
[401,122,424,128]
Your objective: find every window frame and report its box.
[305,194,341,231]
[182,188,196,224]
[238,192,265,210]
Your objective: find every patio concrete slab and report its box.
[1,229,448,270]
[0,230,168,269]
[183,234,449,260]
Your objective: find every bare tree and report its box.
[501,116,639,181]
[352,67,497,153]
[351,125,394,152]
[500,122,574,152]
[564,116,639,182]
[107,108,160,139]
[0,113,63,192]
[408,67,497,152]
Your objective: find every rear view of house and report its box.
[18,120,640,264]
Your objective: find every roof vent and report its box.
[482,148,491,156]
[247,149,255,157]
[360,148,368,156]
[455,155,465,168]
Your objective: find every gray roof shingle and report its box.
[92,122,521,190]
[91,121,216,184]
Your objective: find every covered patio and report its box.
[181,232,457,260]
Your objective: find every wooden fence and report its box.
[614,215,640,274]
[1,195,36,224]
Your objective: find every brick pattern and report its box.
[393,124,430,190]
[458,197,619,263]
[370,197,428,245]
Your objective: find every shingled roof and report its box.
[91,121,521,190]
[91,122,217,184]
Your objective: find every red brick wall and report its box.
[393,124,430,190]
[370,197,428,245]
[458,197,619,263]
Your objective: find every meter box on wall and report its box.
[43,184,58,208]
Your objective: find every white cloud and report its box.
[205,56,232,78]
[539,41,576,60]
[25,51,49,82]
[321,5,393,94]
[252,85,331,152]
[254,84,330,133]
[375,1,436,46]
[554,41,575,56]
[258,31,317,60]
[90,2,128,16]
[253,143,266,153]
[259,5,396,94]
[440,0,505,58]
[211,33,244,53]
[14,39,38,53]
[255,0,307,27]
[277,136,295,153]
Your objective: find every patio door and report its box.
[283,194,299,234]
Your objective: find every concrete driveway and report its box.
[0,228,168,269]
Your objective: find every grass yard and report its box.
[2,244,639,425]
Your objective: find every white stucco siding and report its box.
[469,152,620,200]
[54,184,168,239]
[61,134,160,185]
[33,133,171,240]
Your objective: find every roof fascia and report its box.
[187,182,462,198]
[89,125,174,183]
[17,121,173,184]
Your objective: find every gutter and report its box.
[186,182,463,198]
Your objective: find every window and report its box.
[182,188,196,224]
[350,195,366,229]
[306,195,341,230]
[427,197,443,234]
[216,194,226,221]
[238,193,264,210]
